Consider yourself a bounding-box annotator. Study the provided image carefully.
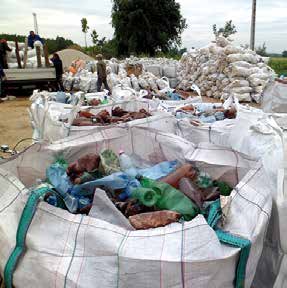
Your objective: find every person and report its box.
[0,64,7,102]
[28,31,44,49]
[50,53,64,91]
[96,54,111,94]
[0,39,12,69]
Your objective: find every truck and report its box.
[3,37,57,93]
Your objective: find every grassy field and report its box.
[269,57,287,76]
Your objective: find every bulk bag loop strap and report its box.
[4,187,53,288]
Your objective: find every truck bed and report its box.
[4,68,56,82]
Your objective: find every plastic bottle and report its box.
[160,164,197,189]
[179,178,203,208]
[119,150,138,177]
[131,187,161,207]
[78,197,91,209]
[196,171,213,189]
[119,179,141,201]
[214,181,233,196]
[133,177,199,221]
[101,95,109,105]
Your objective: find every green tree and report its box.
[213,20,237,38]
[112,0,187,56]
[91,29,99,45]
[81,18,89,48]
[282,51,287,57]
[256,43,268,57]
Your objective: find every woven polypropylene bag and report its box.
[0,127,271,288]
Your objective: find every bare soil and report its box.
[0,98,32,157]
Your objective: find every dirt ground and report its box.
[0,98,32,157]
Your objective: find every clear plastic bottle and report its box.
[119,150,138,177]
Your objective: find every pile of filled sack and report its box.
[62,57,179,94]
[6,40,48,69]
[177,36,275,102]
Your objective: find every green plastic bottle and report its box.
[131,187,161,207]
[132,177,199,221]
[213,181,233,196]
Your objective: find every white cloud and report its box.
[1,0,286,53]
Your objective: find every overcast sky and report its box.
[1,0,286,53]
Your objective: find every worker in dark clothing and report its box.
[96,54,111,94]
[0,39,12,69]
[28,31,44,49]
[0,64,6,101]
[50,53,64,91]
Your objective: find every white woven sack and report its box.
[0,127,271,288]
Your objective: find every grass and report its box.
[269,57,287,76]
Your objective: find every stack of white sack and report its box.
[177,36,275,103]
[63,61,174,94]
[62,69,98,93]
[125,56,179,88]
[6,40,48,69]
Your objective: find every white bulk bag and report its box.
[169,78,179,89]
[145,65,162,77]
[7,63,19,69]
[162,65,177,78]
[0,127,271,288]
[112,85,136,101]
[262,81,287,113]
[79,76,92,92]
[130,74,140,91]
[156,77,170,90]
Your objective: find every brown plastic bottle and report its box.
[160,164,197,189]
[179,178,203,208]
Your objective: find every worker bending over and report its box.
[28,31,44,49]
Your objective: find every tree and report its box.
[256,42,268,57]
[91,29,99,46]
[81,18,89,48]
[283,51,287,57]
[213,20,237,38]
[112,0,187,56]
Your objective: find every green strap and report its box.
[216,229,251,288]
[4,187,51,288]
[206,200,251,288]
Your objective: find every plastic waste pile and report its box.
[41,150,233,230]
[73,106,152,127]
[175,101,237,125]
[177,36,275,103]
[6,40,48,69]
[29,92,170,142]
